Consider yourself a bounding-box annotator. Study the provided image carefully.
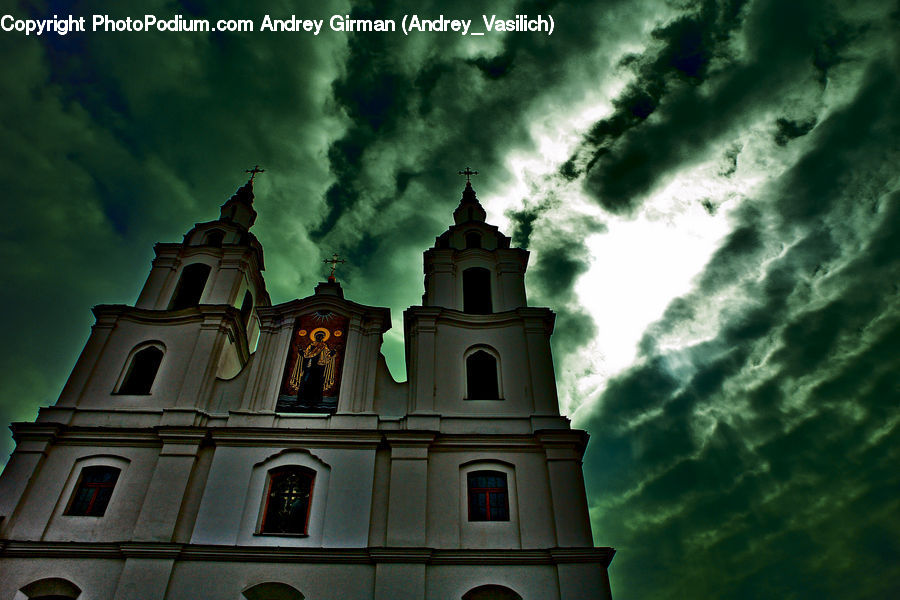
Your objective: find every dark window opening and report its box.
[19,578,82,600]
[65,465,120,517]
[240,290,253,328]
[467,470,509,521]
[117,346,163,395]
[467,350,499,399]
[169,263,211,310]
[463,267,492,314]
[261,467,315,535]
[462,585,523,600]
[243,582,305,600]
[205,230,225,247]
[465,232,482,249]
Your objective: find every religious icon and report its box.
[277,311,348,413]
[290,328,337,405]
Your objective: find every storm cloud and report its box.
[1,0,898,598]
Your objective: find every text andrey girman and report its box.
[1,14,554,36]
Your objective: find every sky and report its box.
[1,0,898,598]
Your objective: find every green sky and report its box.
[1,0,898,598]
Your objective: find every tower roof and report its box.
[452,172,487,225]
[218,170,260,229]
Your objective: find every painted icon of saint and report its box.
[290,329,337,405]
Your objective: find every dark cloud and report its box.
[569,0,880,215]
[773,116,818,146]
[581,6,900,596]
[1,1,898,598]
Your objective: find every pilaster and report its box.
[385,433,435,547]
[132,429,206,542]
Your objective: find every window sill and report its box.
[254,532,310,538]
[464,398,505,401]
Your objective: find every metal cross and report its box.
[323,253,346,278]
[457,167,479,182]
[245,165,265,183]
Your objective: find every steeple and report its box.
[219,166,262,229]
[453,167,487,224]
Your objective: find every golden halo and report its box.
[310,327,330,341]
[298,329,308,337]
[334,330,343,337]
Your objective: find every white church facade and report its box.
[0,173,614,599]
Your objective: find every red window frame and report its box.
[65,465,120,517]
[260,466,315,535]
[467,470,510,522]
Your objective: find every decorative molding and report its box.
[0,541,615,566]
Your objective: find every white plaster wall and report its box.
[426,565,561,600]
[0,558,124,600]
[72,319,207,409]
[426,451,557,550]
[431,321,534,414]
[165,560,376,600]
[8,445,157,542]
[192,445,376,548]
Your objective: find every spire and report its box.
[453,167,487,224]
[219,166,261,229]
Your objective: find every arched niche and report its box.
[18,577,82,599]
[462,584,522,600]
[242,582,304,600]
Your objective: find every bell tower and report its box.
[406,171,560,418]
[53,172,270,415]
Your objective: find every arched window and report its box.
[117,345,163,395]
[64,465,120,517]
[204,229,225,247]
[467,470,509,522]
[19,577,82,600]
[242,582,304,600]
[260,466,315,535]
[466,350,499,400]
[462,584,522,600]
[169,263,211,310]
[465,231,482,249]
[463,267,492,314]
[240,290,253,328]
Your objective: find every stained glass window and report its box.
[261,467,315,534]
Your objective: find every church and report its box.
[0,171,614,599]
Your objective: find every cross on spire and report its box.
[323,253,346,282]
[457,167,479,183]
[245,164,265,184]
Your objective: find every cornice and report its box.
[210,428,384,447]
[9,422,589,453]
[404,306,555,331]
[92,304,244,328]
[0,541,615,566]
[257,297,391,334]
